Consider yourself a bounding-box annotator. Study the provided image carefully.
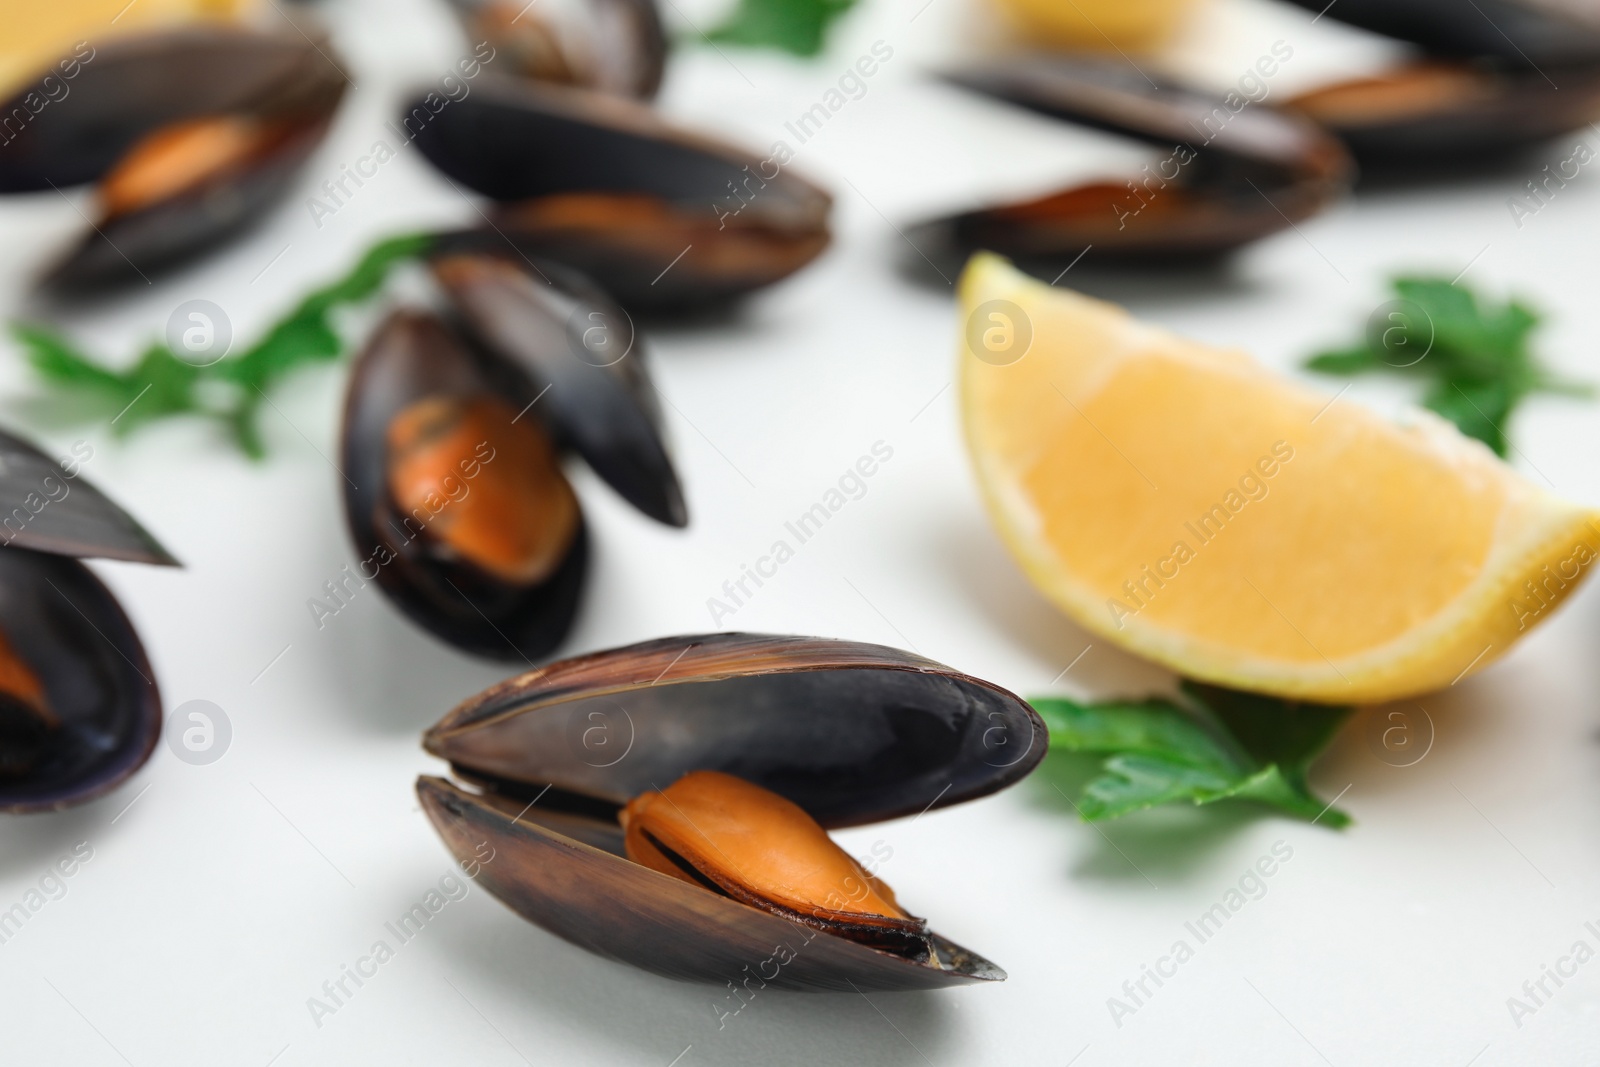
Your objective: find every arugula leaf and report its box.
[1303,275,1590,456]
[1033,681,1352,826]
[703,0,858,56]
[11,233,432,458]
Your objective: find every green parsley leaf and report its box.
[1032,681,1352,826]
[14,323,128,394]
[1303,275,1590,456]
[116,343,206,435]
[1421,376,1515,458]
[11,232,432,459]
[1303,344,1379,376]
[703,0,858,57]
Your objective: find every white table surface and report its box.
[1,0,1597,1063]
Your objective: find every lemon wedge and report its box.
[989,0,1198,51]
[959,253,1599,702]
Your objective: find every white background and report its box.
[0,0,1596,1063]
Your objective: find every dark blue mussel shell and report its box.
[0,429,175,812]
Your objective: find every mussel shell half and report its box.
[340,309,588,661]
[0,550,161,812]
[424,632,1047,826]
[447,0,666,99]
[914,56,1351,263]
[0,428,176,565]
[42,116,337,291]
[408,77,831,310]
[428,247,687,527]
[943,57,1347,173]
[1276,0,1600,69]
[1288,64,1600,168]
[914,179,1301,263]
[418,774,1007,990]
[0,25,347,192]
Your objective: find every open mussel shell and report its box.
[340,310,589,662]
[1274,0,1600,168]
[446,0,666,98]
[418,633,1046,990]
[1276,0,1600,68]
[0,551,162,812]
[409,77,831,311]
[1287,63,1600,169]
[41,114,340,291]
[0,22,348,291]
[0,429,175,811]
[0,24,342,191]
[911,56,1351,267]
[427,247,686,526]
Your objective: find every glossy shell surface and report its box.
[410,77,831,310]
[419,633,1047,990]
[0,429,174,811]
[915,56,1351,264]
[0,429,175,565]
[0,551,162,812]
[428,249,686,526]
[340,310,588,661]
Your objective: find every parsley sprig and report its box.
[1304,276,1590,456]
[1033,681,1352,827]
[703,0,858,56]
[11,233,433,458]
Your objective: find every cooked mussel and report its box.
[409,77,832,312]
[0,428,177,812]
[911,56,1351,270]
[342,310,590,660]
[417,633,1046,990]
[388,393,580,586]
[0,18,348,291]
[1279,0,1600,68]
[622,770,938,962]
[1279,0,1600,168]
[0,629,58,778]
[340,251,684,660]
[444,0,666,98]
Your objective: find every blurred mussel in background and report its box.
[909,55,1353,274]
[441,0,666,98]
[340,248,684,661]
[409,76,834,314]
[1276,0,1600,171]
[0,2,348,293]
[0,429,175,812]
